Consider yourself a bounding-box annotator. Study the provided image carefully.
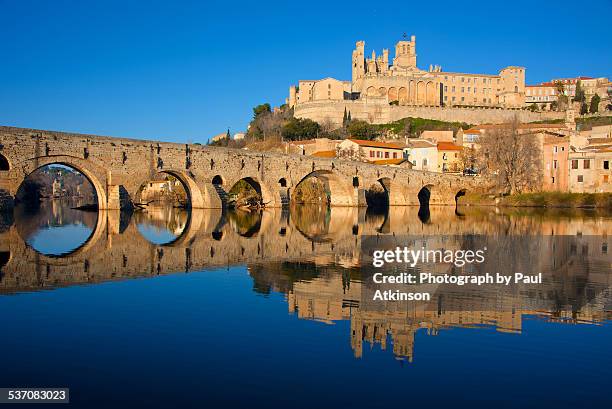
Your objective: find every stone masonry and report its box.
[0,126,480,211]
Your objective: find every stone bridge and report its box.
[0,126,480,211]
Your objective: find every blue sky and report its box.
[1,0,611,143]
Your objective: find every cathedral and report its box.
[288,36,525,111]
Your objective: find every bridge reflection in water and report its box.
[1,202,611,362]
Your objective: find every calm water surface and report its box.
[0,200,611,408]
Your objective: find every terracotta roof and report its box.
[346,139,404,149]
[437,142,463,151]
[311,150,336,158]
[463,129,481,134]
[370,158,409,165]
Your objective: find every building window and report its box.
[584,159,590,169]
[578,175,584,183]
[604,175,609,183]
[444,86,448,92]
[385,152,389,158]
[393,152,397,159]
[423,158,428,166]
[553,160,557,169]
[553,146,558,153]
[552,177,555,184]
[604,160,609,170]
[370,151,374,158]
[571,160,579,169]
[461,97,465,102]
[452,86,455,92]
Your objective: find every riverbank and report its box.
[461,192,612,209]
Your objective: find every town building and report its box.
[541,133,570,191]
[525,82,558,109]
[287,138,340,156]
[568,145,612,193]
[336,139,406,163]
[436,142,463,173]
[419,130,454,143]
[406,139,438,171]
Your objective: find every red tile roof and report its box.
[311,150,336,158]
[437,142,463,151]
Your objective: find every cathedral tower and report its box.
[352,41,366,82]
[393,35,417,68]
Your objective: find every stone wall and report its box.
[294,100,565,127]
[0,125,482,212]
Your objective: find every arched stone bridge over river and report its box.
[0,126,480,211]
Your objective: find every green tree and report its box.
[574,80,586,103]
[580,102,588,115]
[281,117,320,141]
[342,107,348,127]
[589,94,601,113]
[226,128,231,139]
[347,111,352,122]
[347,120,380,140]
[253,103,271,119]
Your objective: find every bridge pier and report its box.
[104,185,121,210]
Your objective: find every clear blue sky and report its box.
[1,0,611,143]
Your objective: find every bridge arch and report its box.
[158,169,205,209]
[15,155,107,209]
[455,188,467,204]
[212,175,224,186]
[364,178,389,209]
[293,170,356,207]
[0,153,10,171]
[227,176,274,207]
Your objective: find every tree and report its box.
[458,146,477,173]
[246,103,292,140]
[347,111,352,122]
[347,120,380,140]
[580,102,588,115]
[574,80,586,103]
[281,117,320,141]
[550,100,558,111]
[253,103,271,119]
[342,108,348,127]
[589,94,601,113]
[528,103,538,112]
[553,81,567,111]
[226,128,231,139]
[477,117,542,194]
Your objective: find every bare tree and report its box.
[320,117,336,136]
[477,117,542,194]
